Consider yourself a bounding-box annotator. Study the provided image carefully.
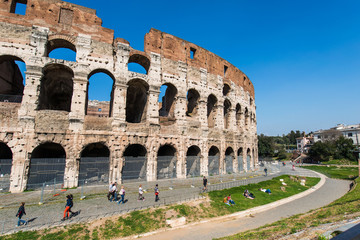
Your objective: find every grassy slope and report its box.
[1,175,319,240]
[301,165,358,180]
[219,166,359,240]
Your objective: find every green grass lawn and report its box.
[321,159,358,165]
[218,170,360,240]
[301,165,358,180]
[2,175,319,240]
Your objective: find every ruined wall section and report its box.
[144,28,255,98]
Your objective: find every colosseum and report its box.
[0,0,257,193]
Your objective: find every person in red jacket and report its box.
[16,202,27,226]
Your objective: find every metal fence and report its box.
[186,156,200,177]
[208,156,220,175]
[225,156,234,174]
[0,158,11,192]
[157,156,177,179]
[122,156,147,182]
[79,157,109,185]
[27,158,66,189]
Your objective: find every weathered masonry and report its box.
[0,0,258,192]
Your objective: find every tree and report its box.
[308,141,334,162]
[334,136,356,161]
[258,134,275,157]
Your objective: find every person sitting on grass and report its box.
[223,196,231,206]
[259,188,272,194]
[243,189,254,199]
[227,194,235,205]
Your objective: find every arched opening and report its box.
[224,99,231,129]
[126,79,149,123]
[207,94,217,128]
[28,142,66,188]
[250,97,253,106]
[0,142,12,191]
[245,107,249,129]
[0,55,26,103]
[223,84,230,96]
[47,39,76,62]
[38,64,74,111]
[186,145,201,177]
[236,103,241,128]
[225,147,234,174]
[79,143,110,185]
[158,83,177,120]
[128,54,150,74]
[157,145,177,179]
[246,148,251,171]
[208,146,220,176]
[186,89,200,117]
[237,148,243,172]
[122,144,147,182]
[86,70,115,117]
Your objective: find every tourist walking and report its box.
[154,184,160,202]
[109,182,117,202]
[138,184,145,201]
[107,182,113,201]
[203,176,208,192]
[62,195,73,221]
[117,185,126,204]
[16,202,27,226]
[68,194,75,216]
[264,167,268,176]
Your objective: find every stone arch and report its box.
[128,53,150,74]
[159,83,177,119]
[122,144,147,182]
[37,64,74,112]
[225,147,234,173]
[235,103,241,127]
[0,142,12,191]
[0,55,25,103]
[224,99,231,129]
[186,88,200,117]
[79,142,110,185]
[186,145,201,177]
[237,147,243,172]
[28,142,66,188]
[223,83,230,96]
[207,94,217,128]
[86,69,115,117]
[157,144,177,179]
[246,148,251,171]
[46,35,77,61]
[245,107,249,129]
[126,78,149,123]
[208,146,220,175]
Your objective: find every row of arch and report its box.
[0,141,256,190]
[0,55,256,129]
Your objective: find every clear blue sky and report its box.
[37,0,360,136]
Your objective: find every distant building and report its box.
[87,100,110,117]
[313,124,360,145]
[296,136,314,153]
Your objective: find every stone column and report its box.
[111,81,127,128]
[216,101,224,130]
[146,140,157,182]
[177,138,186,179]
[198,98,207,129]
[174,95,187,126]
[9,148,28,192]
[147,86,160,125]
[69,73,88,131]
[201,143,208,176]
[228,108,236,131]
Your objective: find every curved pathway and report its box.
[128,174,351,240]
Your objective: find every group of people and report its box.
[223,194,235,206]
[107,182,161,203]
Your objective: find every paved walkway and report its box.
[0,163,334,237]
[127,172,351,240]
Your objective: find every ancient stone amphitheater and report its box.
[0,0,257,192]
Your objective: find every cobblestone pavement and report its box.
[0,163,314,235]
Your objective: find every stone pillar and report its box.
[31,26,49,57]
[201,143,208,176]
[177,138,186,179]
[146,141,157,182]
[228,108,236,131]
[63,157,78,188]
[174,95,187,126]
[69,73,88,131]
[216,101,224,130]
[18,65,43,125]
[198,98,207,129]
[9,149,28,192]
[147,86,160,125]
[243,147,248,172]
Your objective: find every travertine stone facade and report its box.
[0,0,258,192]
